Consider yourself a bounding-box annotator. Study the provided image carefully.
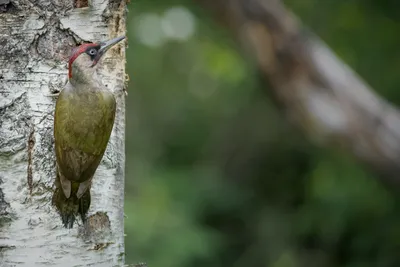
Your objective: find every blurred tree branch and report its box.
[195,0,400,185]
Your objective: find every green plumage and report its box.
[53,81,116,228]
[52,35,124,228]
[54,82,116,179]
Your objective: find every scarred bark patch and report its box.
[74,0,88,8]
[0,0,15,13]
[27,127,35,194]
[0,176,11,226]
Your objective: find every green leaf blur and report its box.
[125,1,400,266]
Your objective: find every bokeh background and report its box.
[124,1,400,266]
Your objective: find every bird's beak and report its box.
[99,35,126,53]
[92,35,125,66]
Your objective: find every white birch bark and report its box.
[0,0,127,266]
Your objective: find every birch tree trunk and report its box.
[0,0,126,266]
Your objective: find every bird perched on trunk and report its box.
[52,36,125,228]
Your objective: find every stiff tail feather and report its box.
[52,171,91,228]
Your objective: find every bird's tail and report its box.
[52,171,91,228]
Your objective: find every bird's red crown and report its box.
[68,43,99,79]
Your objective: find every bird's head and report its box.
[68,35,125,81]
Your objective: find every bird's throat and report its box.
[69,62,97,86]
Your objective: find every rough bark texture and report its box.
[0,0,126,266]
[196,0,400,185]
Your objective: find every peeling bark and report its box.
[196,0,400,185]
[0,0,126,266]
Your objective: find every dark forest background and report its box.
[124,1,400,266]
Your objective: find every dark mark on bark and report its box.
[0,245,16,252]
[114,14,123,55]
[27,127,35,194]
[0,0,15,13]
[0,176,11,227]
[115,15,120,35]
[123,73,129,95]
[89,241,114,251]
[74,0,88,8]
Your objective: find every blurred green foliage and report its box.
[125,0,400,266]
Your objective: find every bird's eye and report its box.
[88,48,97,55]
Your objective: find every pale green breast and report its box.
[54,82,116,155]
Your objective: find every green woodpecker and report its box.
[52,36,125,228]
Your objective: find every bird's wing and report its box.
[54,83,116,186]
